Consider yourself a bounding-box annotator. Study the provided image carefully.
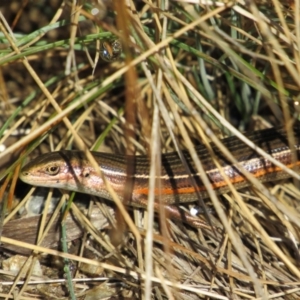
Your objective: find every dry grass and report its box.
[0,0,300,299]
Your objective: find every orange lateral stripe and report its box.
[133,162,300,196]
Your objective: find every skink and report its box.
[19,127,300,228]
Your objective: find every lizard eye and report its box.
[45,165,60,175]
